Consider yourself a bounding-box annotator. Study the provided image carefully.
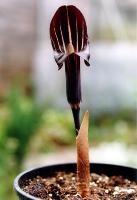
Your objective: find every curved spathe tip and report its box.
[50,5,90,69]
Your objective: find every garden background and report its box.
[0,0,137,199]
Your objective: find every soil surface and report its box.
[22,172,137,200]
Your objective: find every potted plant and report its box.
[14,5,137,200]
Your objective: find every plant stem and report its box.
[71,107,80,135]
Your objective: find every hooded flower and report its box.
[50,5,90,69]
[50,5,90,132]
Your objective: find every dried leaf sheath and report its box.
[76,111,90,197]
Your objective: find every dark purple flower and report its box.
[50,5,90,134]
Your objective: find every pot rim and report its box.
[14,162,137,200]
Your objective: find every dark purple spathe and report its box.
[50,5,90,132]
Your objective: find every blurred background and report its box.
[0,0,137,199]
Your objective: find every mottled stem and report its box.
[71,107,80,135]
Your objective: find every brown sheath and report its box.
[76,111,90,197]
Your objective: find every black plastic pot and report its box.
[14,163,137,200]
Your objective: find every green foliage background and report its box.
[0,89,136,200]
